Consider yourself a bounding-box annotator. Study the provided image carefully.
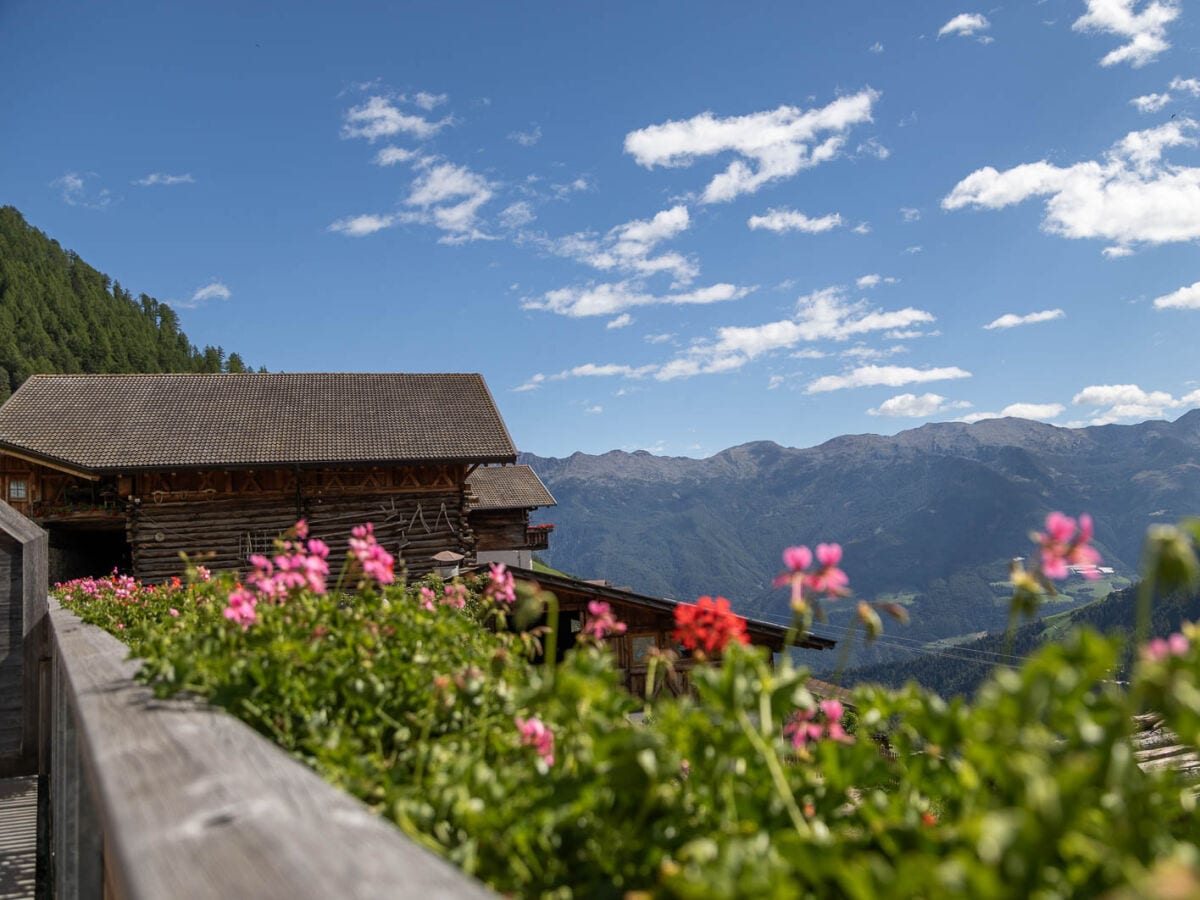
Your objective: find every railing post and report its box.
[49,640,105,899]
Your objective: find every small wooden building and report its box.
[0,373,519,582]
[506,567,836,696]
[0,500,47,776]
[466,464,556,568]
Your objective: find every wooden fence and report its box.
[40,597,494,898]
[0,499,492,899]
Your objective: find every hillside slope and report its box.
[0,206,254,401]
[523,413,1200,664]
[847,584,1200,697]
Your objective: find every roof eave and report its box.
[0,452,518,476]
[0,443,101,481]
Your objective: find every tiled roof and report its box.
[0,373,517,472]
[467,465,556,510]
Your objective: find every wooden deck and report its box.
[0,776,38,900]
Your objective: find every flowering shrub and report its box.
[672,595,749,654]
[52,516,1200,898]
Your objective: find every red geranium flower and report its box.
[673,595,750,654]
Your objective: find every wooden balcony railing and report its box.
[525,524,553,551]
[40,597,495,898]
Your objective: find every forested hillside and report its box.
[524,412,1200,668]
[844,584,1200,697]
[0,206,254,401]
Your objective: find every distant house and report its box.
[466,464,556,569]
[505,566,836,696]
[0,373,519,582]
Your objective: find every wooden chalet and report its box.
[0,373,519,582]
[466,464,556,569]
[504,566,836,696]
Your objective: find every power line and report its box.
[752,610,1035,666]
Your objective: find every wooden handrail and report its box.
[44,598,494,899]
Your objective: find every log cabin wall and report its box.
[121,463,474,583]
[0,455,44,519]
[470,508,530,552]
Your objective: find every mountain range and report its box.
[523,412,1200,668]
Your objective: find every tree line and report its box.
[0,206,257,402]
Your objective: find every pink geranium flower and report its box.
[515,715,555,767]
[582,600,627,641]
[419,586,437,611]
[223,585,258,629]
[807,543,850,597]
[486,562,516,605]
[785,698,854,749]
[773,545,813,610]
[1036,512,1101,580]
[441,583,469,609]
[1144,632,1189,662]
[349,523,395,586]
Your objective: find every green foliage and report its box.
[53,526,1200,899]
[0,206,256,399]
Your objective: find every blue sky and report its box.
[2,1,1198,458]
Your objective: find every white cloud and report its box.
[405,161,494,243]
[900,206,921,222]
[500,201,535,229]
[513,374,546,392]
[175,280,232,308]
[552,177,591,199]
[904,245,923,254]
[524,280,750,318]
[342,96,448,141]
[607,313,633,329]
[327,213,398,237]
[585,405,604,414]
[960,402,1065,423]
[791,348,829,360]
[852,222,872,234]
[624,89,879,203]
[553,363,657,380]
[509,125,542,147]
[768,374,786,390]
[374,146,417,166]
[135,173,194,186]
[943,119,1200,254]
[747,209,843,233]
[644,333,676,344]
[869,41,884,53]
[1072,382,1199,423]
[548,205,698,283]
[938,13,991,38]
[654,286,936,380]
[1171,77,1200,96]
[1073,0,1179,68]
[1153,281,1200,309]
[412,91,447,111]
[193,282,231,302]
[807,364,971,394]
[841,344,907,360]
[868,392,971,417]
[1131,92,1172,112]
[856,274,898,289]
[856,138,891,160]
[51,172,112,208]
[1103,244,1136,258]
[983,308,1066,329]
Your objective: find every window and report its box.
[629,634,658,667]
[8,480,27,501]
[240,531,277,558]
